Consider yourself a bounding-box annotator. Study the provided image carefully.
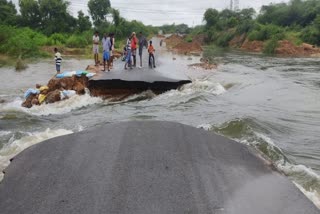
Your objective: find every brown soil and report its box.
[241,38,320,56]
[229,34,247,48]
[241,39,264,52]
[165,34,184,48]
[165,34,203,55]
[276,40,320,56]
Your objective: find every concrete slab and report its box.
[0,121,318,214]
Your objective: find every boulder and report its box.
[21,94,37,108]
[45,89,61,104]
[73,81,85,95]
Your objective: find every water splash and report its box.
[201,118,320,209]
[0,93,103,116]
[0,128,73,181]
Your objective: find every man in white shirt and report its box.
[93,31,100,66]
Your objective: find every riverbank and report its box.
[164,33,320,58]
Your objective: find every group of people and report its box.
[53,31,156,74]
[93,31,115,72]
[123,32,156,70]
[92,31,156,71]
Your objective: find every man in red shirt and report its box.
[131,32,138,67]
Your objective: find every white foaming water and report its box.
[251,132,320,209]
[200,123,320,209]
[197,124,213,131]
[0,93,103,116]
[151,79,226,103]
[180,79,226,95]
[0,128,73,181]
[295,182,320,209]
[0,131,11,137]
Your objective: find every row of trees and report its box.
[201,0,320,50]
[0,0,158,60]
[0,0,156,37]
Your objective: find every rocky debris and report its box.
[45,89,62,104]
[47,75,88,95]
[22,94,37,108]
[22,72,93,108]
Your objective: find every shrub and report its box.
[248,24,285,41]
[215,31,234,47]
[46,33,67,45]
[263,36,280,54]
[66,35,88,48]
[300,26,320,45]
[185,35,193,43]
[0,27,46,57]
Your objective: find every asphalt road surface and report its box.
[0,121,319,214]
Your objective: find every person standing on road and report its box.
[93,31,100,66]
[138,32,148,68]
[131,32,138,67]
[109,33,115,69]
[102,33,112,72]
[148,40,156,68]
[54,47,62,74]
[124,35,132,70]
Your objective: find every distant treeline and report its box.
[1,0,320,58]
[0,0,157,59]
[158,0,320,54]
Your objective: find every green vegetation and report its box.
[194,0,320,54]
[1,0,320,65]
[0,0,157,67]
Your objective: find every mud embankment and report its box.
[165,34,218,70]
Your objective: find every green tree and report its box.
[0,0,17,25]
[19,0,41,29]
[112,8,122,26]
[77,10,92,32]
[88,0,111,26]
[38,0,75,35]
[203,8,219,28]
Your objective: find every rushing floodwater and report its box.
[0,41,320,208]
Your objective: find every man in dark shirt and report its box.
[138,32,148,68]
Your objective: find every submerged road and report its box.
[0,121,319,214]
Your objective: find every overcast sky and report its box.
[11,0,289,26]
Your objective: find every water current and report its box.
[0,40,320,208]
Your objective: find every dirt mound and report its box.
[165,34,203,55]
[241,39,264,52]
[165,34,184,48]
[241,38,320,56]
[276,40,320,56]
[173,41,203,55]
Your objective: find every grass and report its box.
[285,31,303,46]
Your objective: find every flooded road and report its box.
[0,40,320,207]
